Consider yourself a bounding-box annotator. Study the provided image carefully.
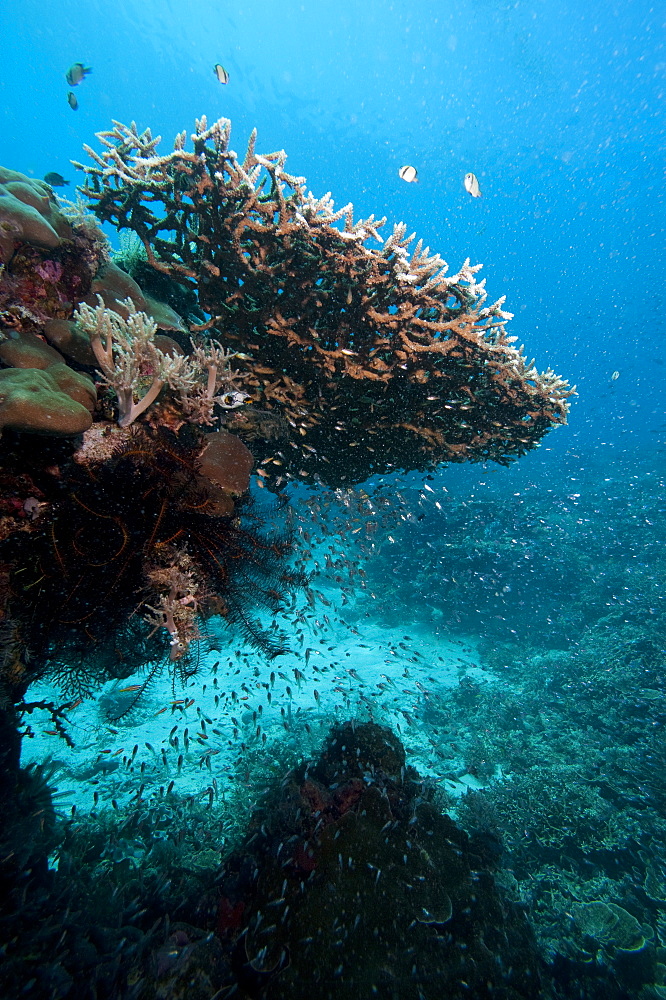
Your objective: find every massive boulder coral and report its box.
[0,165,185,427]
[0,362,95,435]
[0,167,73,260]
[79,116,574,487]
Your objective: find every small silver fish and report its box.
[66,62,92,86]
[611,370,620,381]
[214,63,229,84]
[464,172,482,198]
[398,164,418,183]
[67,91,79,111]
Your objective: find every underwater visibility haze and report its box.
[0,1,665,997]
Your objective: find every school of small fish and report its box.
[27,482,484,817]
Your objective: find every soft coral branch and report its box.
[74,297,247,427]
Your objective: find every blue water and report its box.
[1,1,665,997]
[3,0,664,474]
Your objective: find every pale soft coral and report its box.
[75,296,188,427]
[74,296,247,427]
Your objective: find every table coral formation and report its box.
[79,116,574,487]
[0,109,574,703]
[0,113,591,1000]
[0,112,575,766]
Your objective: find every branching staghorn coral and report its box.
[74,296,248,427]
[78,116,574,486]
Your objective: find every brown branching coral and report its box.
[79,116,574,487]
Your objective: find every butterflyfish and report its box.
[398,164,418,183]
[464,172,482,198]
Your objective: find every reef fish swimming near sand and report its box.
[464,172,482,198]
[66,62,92,86]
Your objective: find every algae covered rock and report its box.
[211,721,543,999]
